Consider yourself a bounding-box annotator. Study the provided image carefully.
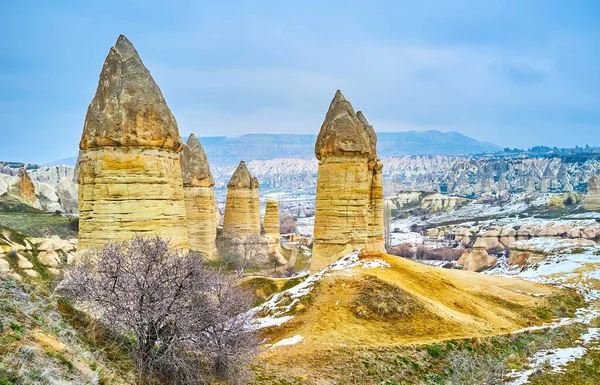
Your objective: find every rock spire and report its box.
[311,90,384,272]
[584,174,600,211]
[223,161,261,236]
[77,35,189,251]
[180,134,217,258]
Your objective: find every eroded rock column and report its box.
[263,200,286,264]
[584,174,600,211]
[78,35,189,251]
[312,90,373,272]
[180,134,217,258]
[223,161,261,237]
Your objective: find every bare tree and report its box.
[59,236,258,385]
[216,232,268,274]
[280,213,297,234]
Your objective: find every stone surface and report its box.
[8,166,36,206]
[263,200,286,264]
[584,174,600,211]
[56,177,79,214]
[312,91,378,272]
[17,256,33,269]
[180,134,217,258]
[0,258,9,272]
[78,35,189,252]
[457,248,497,271]
[358,111,385,251]
[38,251,59,268]
[223,161,260,237]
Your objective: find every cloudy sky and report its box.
[1,0,599,164]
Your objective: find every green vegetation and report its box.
[0,213,76,239]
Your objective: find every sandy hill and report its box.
[252,251,564,383]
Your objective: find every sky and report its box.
[1,0,600,164]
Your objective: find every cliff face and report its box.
[584,174,600,211]
[78,35,189,251]
[311,91,384,272]
[223,161,261,237]
[180,134,217,258]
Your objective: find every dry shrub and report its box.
[351,275,421,320]
[444,351,506,385]
[59,236,258,385]
[280,213,297,234]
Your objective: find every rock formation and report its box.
[312,90,384,272]
[8,167,36,206]
[263,200,286,264]
[180,134,217,258]
[223,161,260,237]
[357,111,385,251]
[56,177,78,214]
[584,174,600,211]
[77,35,189,251]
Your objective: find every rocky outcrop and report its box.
[180,134,217,259]
[584,174,600,211]
[77,35,189,251]
[223,161,260,237]
[312,90,384,272]
[9,167,36,206]
[457,248,497,272]
[263,200,286,264]
[56,177,78,214]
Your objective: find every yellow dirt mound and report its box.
[259,252,556,367]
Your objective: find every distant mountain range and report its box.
[47,130,500,167]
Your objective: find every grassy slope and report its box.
[0,274,134,384]
[252,252,581,384]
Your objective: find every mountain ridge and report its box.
[47,130,500,167]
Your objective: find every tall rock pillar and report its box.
[78,35,189,251]
[223,161,261,237]
[357,111,385,251]
[584,174,600,211]
[311,90,373,272]
[263,200,286,264]
[180,134,217,258]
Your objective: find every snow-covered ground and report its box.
[484,241,600,384]
[251,252,390,332]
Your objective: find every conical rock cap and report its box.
[80,35,182,152]
[180,133,214,187]
[315,90,371,160]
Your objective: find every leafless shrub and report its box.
[59,236,258,385]
[280,213,297,234]
[216,232,268,274]
[445,351,506,385]
[282,265,298,277]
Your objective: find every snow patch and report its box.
[271,335,304,348]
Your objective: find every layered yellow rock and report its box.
[263,200,286,264]
[312,90,375,273]
[223,161,260,237]
[9,166,36,206]
[180,134,217,258]
[357,111,385,251]
[78,35,189,252]
[584,174,600,211]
